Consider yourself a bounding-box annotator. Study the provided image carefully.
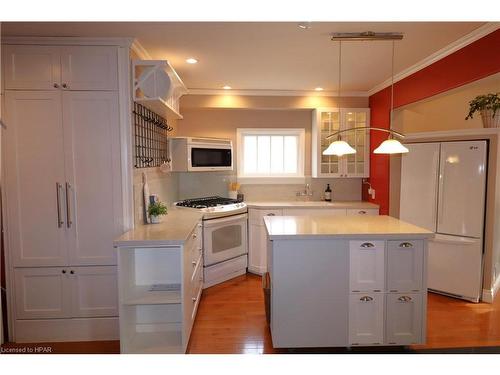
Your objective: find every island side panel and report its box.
[270,239,349,348]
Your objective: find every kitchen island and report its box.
[264,215,433,348]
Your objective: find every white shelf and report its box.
[123,285,181,305]
[135,97,183,120]
[126,330,183,354]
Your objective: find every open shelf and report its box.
[127,330,183,354]
[134,96,183,120]
[123,285,181,305]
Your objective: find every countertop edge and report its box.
[267,233,434,240]
[245,201,379,209]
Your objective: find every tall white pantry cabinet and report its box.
[1,39,132,342]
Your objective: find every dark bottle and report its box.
[325,184,332,202]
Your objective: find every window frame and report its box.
[236,128,306,184]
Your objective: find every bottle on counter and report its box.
[324,184,332,202]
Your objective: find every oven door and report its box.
[203,213,248,266]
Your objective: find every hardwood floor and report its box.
[2,273,500,354]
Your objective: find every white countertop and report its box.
[113,209,203,248]
[245,200,379,209]
[264,215,434,240]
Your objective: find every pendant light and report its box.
[373,40,408,154]
[323,41,356,157]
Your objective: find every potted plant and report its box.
[148,201,168,224]
[465,92,500,128]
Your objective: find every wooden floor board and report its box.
[2,273,500,354]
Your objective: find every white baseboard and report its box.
[482,274,500,303]
[247,266,265,275]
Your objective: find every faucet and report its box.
[296,183,313,198]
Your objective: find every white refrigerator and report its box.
[400,140,487,302]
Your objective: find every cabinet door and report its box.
[386,293,422,345]
[316,109,342,177]
[4,91,68,266]
[61,46,118,91]
[349,240,385,292]
[341,109,370,178]
[248,224,264,274]
[349,293,384,345]
[387,240,423,292]
[14,267,72,319]
[70,266,118,317]
[3,45,61,90]
[62,91,122,265]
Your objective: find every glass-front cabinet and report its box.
[312,108,370,178]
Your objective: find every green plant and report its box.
[465,92,500,120]
[148,201,168,217]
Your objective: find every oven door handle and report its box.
[203,213,248,227]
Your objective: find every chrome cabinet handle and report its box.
[358,210,367,214]
[360,296,373,302]
[192,261,197,266]
[53,83,60,88]
[62,83,68,89]
[360,242,375,248]
[266,213,275,216]
[65,182,73,228]
[398,296,412,302]
[399,242,413,248]
[56,182,64,228]
[70,270,75,275]
[192,297,197,302]
[62,269,66,274]
[192,233,197,239]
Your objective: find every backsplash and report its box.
[177,171,362,201]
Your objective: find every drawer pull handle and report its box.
[358,210,367,214]
[266,213,276,216]
[192,261,197,266]
[360,296,373,302]
[360,242,375,248]
[399,242,413,248]
[192,297,197,302]
[398,296,412,302]
[192,233,197,239]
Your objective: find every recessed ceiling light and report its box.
[186,58,198,64]
[298,22,312,30]
[315,87,324,91]
[223,85,232,90]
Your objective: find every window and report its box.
[237,128,305,183]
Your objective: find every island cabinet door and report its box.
[348,293,384,345]
[387,240,424,292]
[385,293,423,345]
[349,240,385,292]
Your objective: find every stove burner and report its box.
[176,196,239,209]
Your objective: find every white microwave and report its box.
[170,137,233,172]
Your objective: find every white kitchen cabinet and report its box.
[248,209,282,274]
[385,293,423,345]
[14,267,72,320]
[3,45,61,90]
[70,266,119,318]
[387,240,424,292]
[61,46,118,91]
[4,91,68,267]
[349,240,385,292]
[348,293,384,345]
[312,108,370,178]
[282,208,347,216]
[14,266,117,320]
[2,45,118,91]
[63,91,122,265]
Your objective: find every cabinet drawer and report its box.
[387,240,424,292]
[346,208,379,216]
[349,293,384,345]
[282,208,347,216]
[349,240,385,292]
[249,209,283,225]
[386,293,423,345]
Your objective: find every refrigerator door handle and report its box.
[437,169,445,226]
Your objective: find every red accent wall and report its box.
[364,29,500,214]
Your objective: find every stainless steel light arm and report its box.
[325,126,405,140]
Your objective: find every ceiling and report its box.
[1,22,488,94]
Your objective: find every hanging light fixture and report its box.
[324,33,409,155]
[323,41,356,157]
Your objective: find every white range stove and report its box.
[175,196,248,288]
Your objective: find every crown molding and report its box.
[186,88,368,97]
[130,39,152,60]
[1,36,134,47]
[366,22,500,97]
